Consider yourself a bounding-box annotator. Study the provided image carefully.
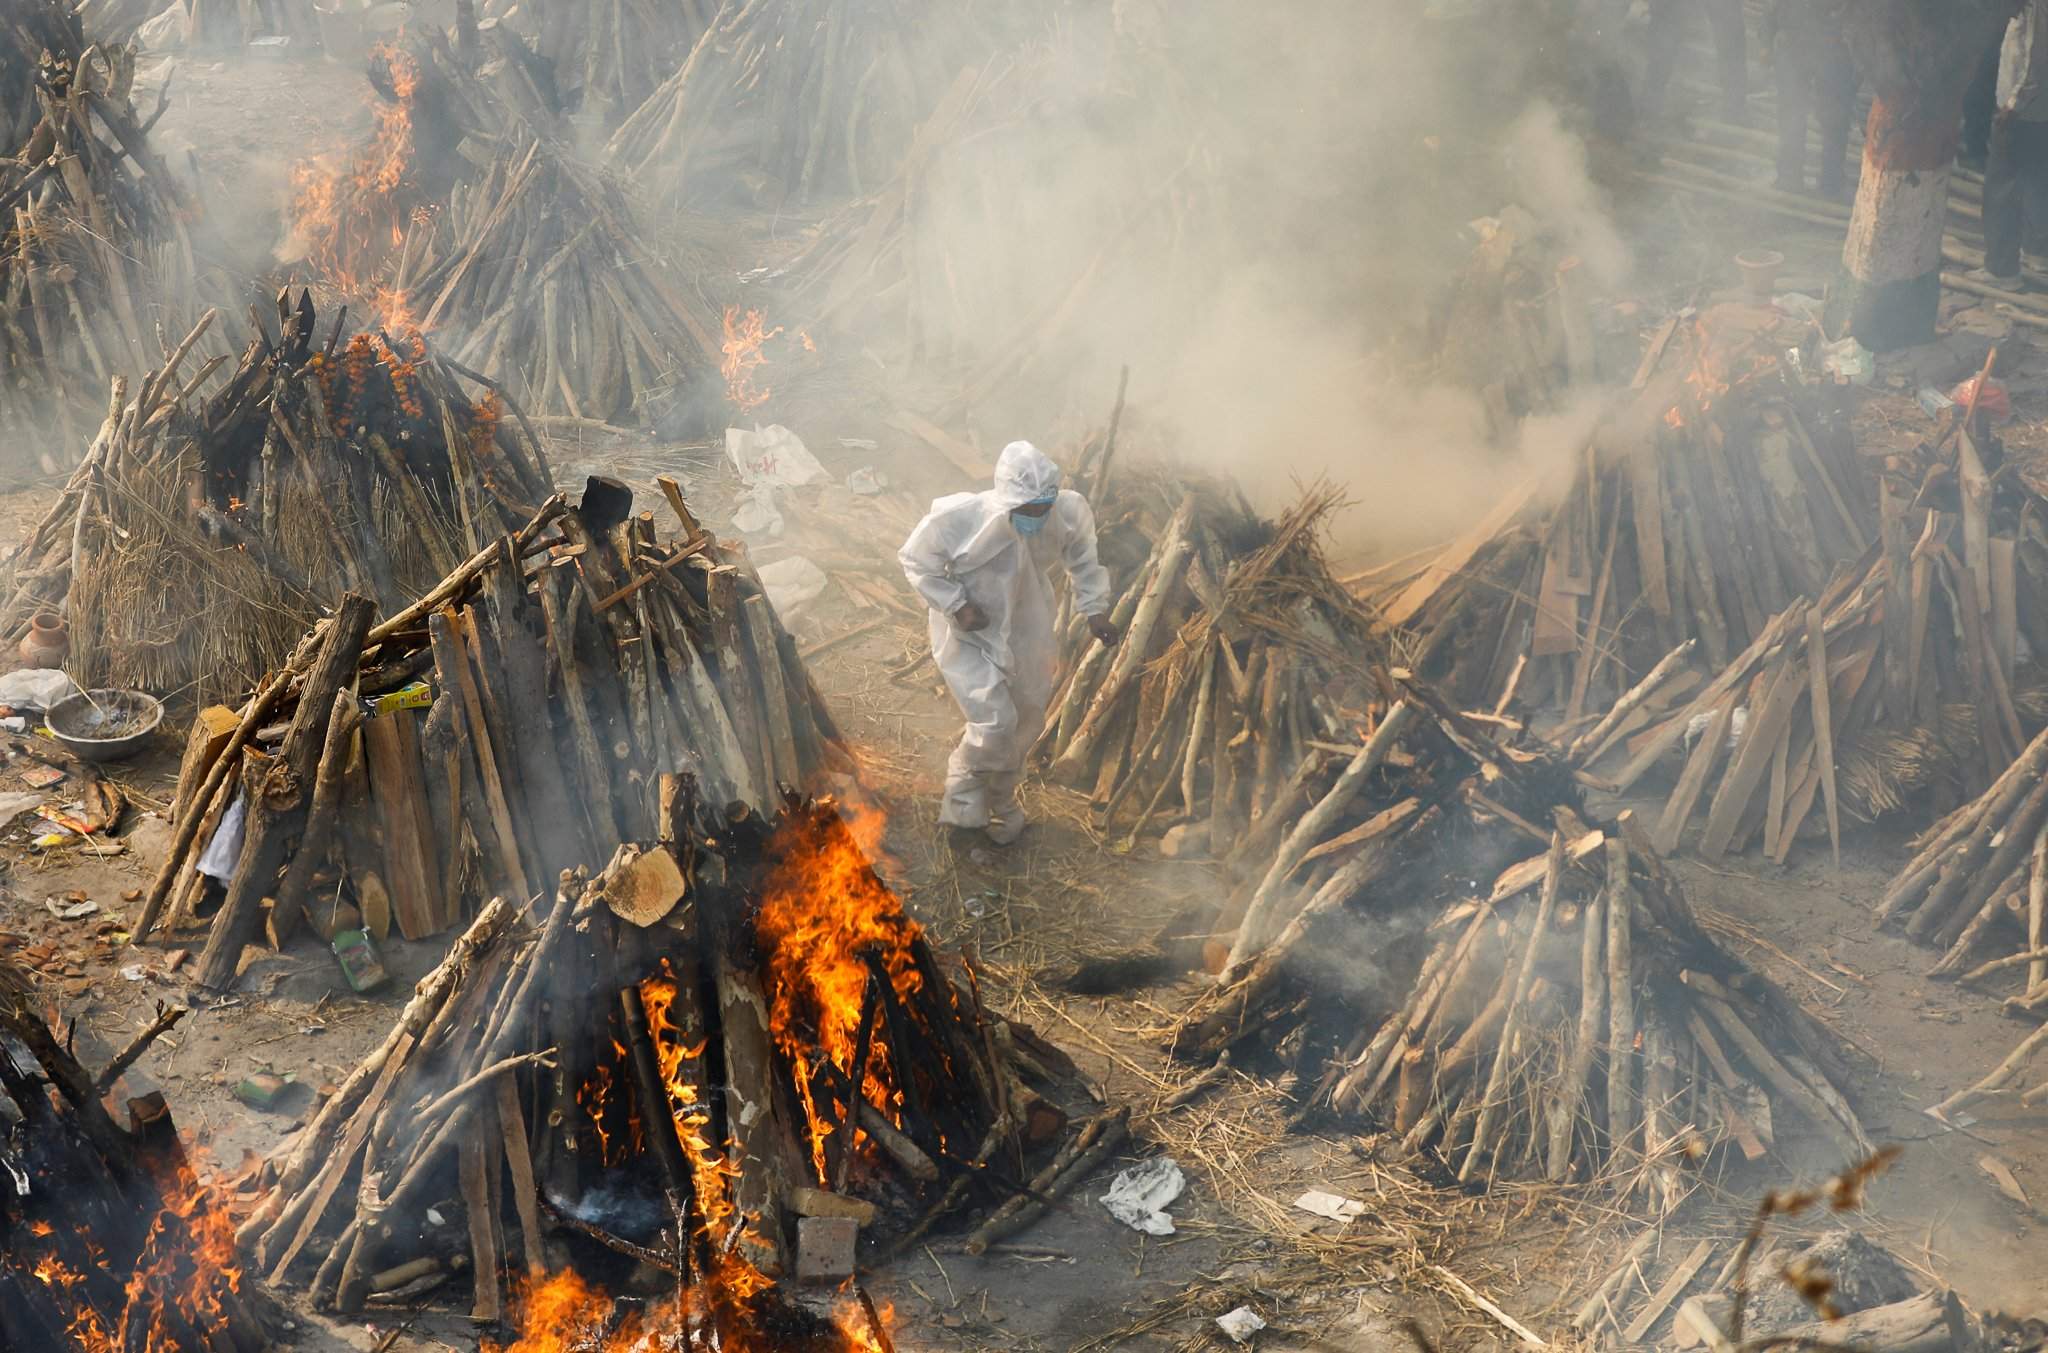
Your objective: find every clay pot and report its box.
[1734,248,1785,303]
[19,611,68,669]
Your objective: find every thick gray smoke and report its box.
[871,0,1630,556]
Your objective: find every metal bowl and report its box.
[46,689,164,762]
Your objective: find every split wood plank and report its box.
[1698,651,1807,860]
[742,594,802,790]
[1804,607,1842,867]
[362,711,441,941]
[1380,482,1538,628]
[434,609,532,902]
[1653,695,1735,856]
[1622,1240,1715,1343]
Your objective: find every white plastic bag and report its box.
[196,793,247,883]
[726,424,825,489]
[731,483,785,537]
[757,556,829,616]
[1100,1157,1185,1236]
[0,669,79,711]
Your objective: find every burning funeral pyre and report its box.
[0,2,223,454]
[285,33,728,428]
[1361,306,2048,864]
[0,293,551,702]
[1032,460,1866,1184]
[131,472,843,992]
[233,793,1088,1345]
[1169,673,1869,1195]
[0,956,263,1349]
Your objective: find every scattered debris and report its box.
[1099,1156,1185,1236]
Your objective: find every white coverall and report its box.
[899,442,1112,838]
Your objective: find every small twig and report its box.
[94,1001,188,1094]
[410,1050,557,1124]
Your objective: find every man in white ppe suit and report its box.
[899,442,1119,845]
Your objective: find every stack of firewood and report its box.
[0,294,549,699]
[0,956,265,1349]
[602,0,1025,212]
[1170,675,1869,1191]
[133,471,847,994]
[483,0,711,129]
[1880,723,2048,998]
[286,26,730,427]
[0,1,220,454]
[391,132,726,424]
[1363,307,1874,721]
[1565,390,2048,864]
[1036,471,1390,860]
[234,795,1097,1337]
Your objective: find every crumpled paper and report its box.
[1215,1306,1266,1344]
[1099,1156,1184,1236]
[1292,1189,1367,1223]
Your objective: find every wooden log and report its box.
[1698,651,1806,860]
[704,565,774,800]
[743,593,802,790]
[459,1116,503,1323]
[2032,824,2048,994]
[245,898,513,1257]
[1931,777,2048,952]
[1890,726,2048,927]
[1572,638,1694,764]
[1225,700,1415,970]
[268,692,363,948]
[1546,886,1606,1181]
[1052,496,1196,777]
[1804,606,1843,867]
[196,595,375,990]
[1460,835,1565,1181]
[1773,1290,1974,1353]
[1686,980,1867,1156]
[541,571,620,840]
[1604,837,1636,1158]
[1181,836,1405,1061]
[361,711,442,942]
[1928,869,2026,978]
[960,1107,1129,1255]
[134,659,304,941]
[431,610,532,901]
[480,541,593,876]
[620,980,705,1240]
[716,950,803,1272]
[171,704,242,821]
[1929,1019,2048,1119]
[361,494,568,652]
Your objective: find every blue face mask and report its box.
[1011,495,1056,536]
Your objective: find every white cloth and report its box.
[2001,1,2048,121]
[899,442,1111,829]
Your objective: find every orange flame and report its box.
[486,1268,891,1352]
[17,1155,244,1353]
[754,799,927,1185]
[722,307,783,412]
[288,43,424,321]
